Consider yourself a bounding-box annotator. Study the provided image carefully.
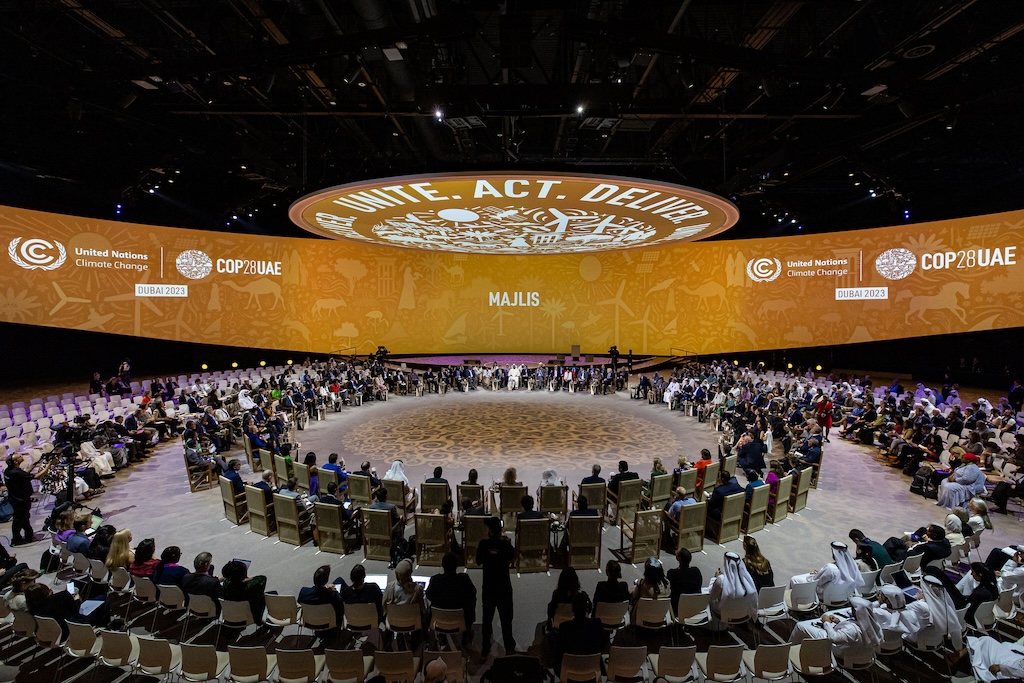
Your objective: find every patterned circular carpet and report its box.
[339,392,688,471]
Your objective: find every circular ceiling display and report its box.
[288,172,739,254]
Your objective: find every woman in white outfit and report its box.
[709,551,758,629]
[79,441,115,476]
[790,541,862,606]
[789,596,883,659]
[536,469,562,499]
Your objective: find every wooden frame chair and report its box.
[663,501,706,554]
[741,485,770,534]
[566,515,602,569]
[462,515,490,569]
[698,461,720,501]
[183,452,213,492]
[707,492,745,544]
[539,485,569,522]
[789,467,811,513]
[574,482,607,526]
[420,482,451,512]
[619,509,662,564]
[242,436,263,474]
[456,483,485,514]
[361,507,394,561]
[414,513,451,566]
[348,474,374,508]
[244,486,276,537]
[292,462,311,494]
[607,477,643,525]
[319,468,339,496]
[273,454,292,488]
[313,502,348,554]
[272,493,312,546]
[675,468,697,497]
[722,454,738,478]
[515,517,551,573]
[767,475,792,524]
[496,484,528,529]
[382,479,416,524]
[808,450,824,489]
[219,477,248,526]
[643,473,673,510]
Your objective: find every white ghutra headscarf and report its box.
[850,596,883,648]
[720,551,759,620]
[384,460,410,486]
[921,575,964,651]
[831,541,861,595]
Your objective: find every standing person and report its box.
[118,358,131,384]
[4,455,56,546]
[476,516,516,656]
[814,393,834,442]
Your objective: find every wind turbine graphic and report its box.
[597,280,633,345]
[491,308,513,336]
[628,305,658,353]
[49,283,91,315]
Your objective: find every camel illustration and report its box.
[679,282,727,311]
[896,282,969,324]
[425,291,455,319]
[222,279,284,311]
[759,299,797,317]
[445,264,465,285]
[311,297,347,316]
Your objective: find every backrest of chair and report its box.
[628,508,662,562]
[133,575,157,602]
[799,638,833,670]
[858,570,880,595]
[221,599,254,626]
[325,648,367,683]
[579,482,607,515]
[499,484,528,527]
[700,461,720,498]
[722,454,738,478]
[138,637,173,671]
[265,594,298,624]
[344,601,380,631]
[567,515,602,569]
[743,485,770,533]
[273,492,301,526]
[677,501,707,553]
[594,600,628,628]
[757,585,786,610]
[560,653,601,678]
[319,468,339,493]
[635,598,671,628]
[386,602,422,631]
[770,475,793,522]
[66,621,97,655]
[348,475,372,505]
[274,455,291,487]
[12,609,36,637]
[607,646,647,677]
[655,646,696,678]
[277,649,315,680]
[539,485,568,517]
[675,468,697,495]
[463,515,490,569]
[188,593,218,618]
[431,606,466,631]
[159,584,186,609]
[245,486,276,537]
[90,558,109,582]
[707,644,744,675]
[616,477,643,508]
[676,593,710,620]
[100,630,134,662]
[790,467,811,512]
[753,643,791,677]
[374,650,416,681]
[228,645,269,679]
[516,517,551,572]
[878,561,904,585]
[647,474,673,507]
[421,482,450,511]
[34,615,63,647]
[975,599,997,628]
[300,600,338,630]
[789,579,818,606]
[361,507,393,561]
[292,462,311,492]
[382,479,406,509]
[456,484,485,513]
[901,553,923,574]
[716,492,746,543]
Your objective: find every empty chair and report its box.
[594,601,629,634]
[648,646,696,683]
[604,645,647,683]
[878,561,904,585]
[264,594,302,633]
[96,630,141,679]
[695,644,745,683]
[970,599,998,634]
[219,599,256,640]
[741,643,791,682]
[227,645,278,683]
[756,585,788,629]
[324,648,374,683]
[33,614,65,654]
[559,653,601,683]
[275,648,326,683]
[857,569,881,599]
[385,602,423,647]
[374,650,419,683]
[789,637,836,677]
[784,579,820,616]
[633,598,671,631]
[137,637,182,679]
[430,607,467,646]
[180,643,230,683]
[59,622,103,681]
[298,601,337,635]
[675,593,711,629]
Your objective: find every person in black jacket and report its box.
[425,552,477,644]
[298,564,346,631]
[556,592,607,673]
[667,548,704,615]
[477,516,516,655]
[181,552,221,612]
[608,460,639,495]
[342,564,384,625]
[707,470,744,520]
[592,560,630,616]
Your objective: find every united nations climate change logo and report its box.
[175,249,213,280]
[874,248,917,280]
[746,257,782,282]
[8,237,66,271]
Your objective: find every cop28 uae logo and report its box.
[874,248,917,280]
[746,257,782,282]
[8,237,66,270]
[175,249,213,280]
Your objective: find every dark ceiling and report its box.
[1,0,1023,240]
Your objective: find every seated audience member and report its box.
[66,515,93,554]
[105,529,135,572]
[967,635,1024,682]
[88,525,115,563]
[153,546,188,586]
[384,460,418,511]
[342,564,384,625]
[536,468,562,499]
[425,552,477,644]
[855,543,880,572]
[955,562,1000,626]
[630,558,670,620]
[789,596,883,658]
[593,560,630,614]
[383,559,425,620]
[298,564,346,629]
[181,552,221,605]
[351,460,381,488]
[707,469,743,520]
[517,495,545,521]
[128,538,160,577]
[5,569,39,612]
[938,453,988,509]
[547,568,581,627]
[500,467,522,488]
[848,528,893,568]
[556,593,607,668]
[608,460,639,495]
[693,449,714,489]
[580,464,604,486]
[223,459,246,495]
[461,497,487,518]
[906,524,952,566]
[742,535,775,591]
[569,495,599,517]
[222,559,267,624]
[790,541,861,605]
[253,469,276,502]
[667,548,703,614]
[794,439,822,470]
[25,583,108,638]
[319,481,344,505]
[709,551,759,629]
[461,468,480,486]
[425,466,452,499]
[742,469,766,500]
[665,487,697,520]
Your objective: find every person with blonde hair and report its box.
[742,536,775,590]
[502,467,521,487]
[105,529,135,572]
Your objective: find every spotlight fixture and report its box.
[576,105,584,114]
[201,363,208,370]
[287,359,293,365]
[259,360,267,367]
[815,364,823,371]
[787,362,793,369]
[434,109,443,120]
[231,362,238,368]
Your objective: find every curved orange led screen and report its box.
[288,172,740,254]
[1,204,1022,355]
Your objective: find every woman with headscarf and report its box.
[967,636,1024,682]
[536,468,562,499]
[790,596,883,658]
[955,562,999,626]
[709,551,758,629]
[382,558,425,610]
[937,452,987,509]
[384,460,418,511]
[790,541,862,606]
[943,512,966,547]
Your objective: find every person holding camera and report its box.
[3,454,57,545]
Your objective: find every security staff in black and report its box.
[4,454,56,545]
[476,516,516,655]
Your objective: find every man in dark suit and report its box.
[556,593,607,668]
[351,461,381,488]
[907,524,952,566]
[298,565,347,630]
[736,434,766,474]
[517,495,544,521]
[477,517,516,655]
[461,497,487,517]
[181,552,221,612]
[253,470,276,503]
[424,466,452,500]
[608,460,639,495]
[425,552,477,645]
[706,469,743,520]
[319,481,344,506]
[569,496,599,517]
[580,464,604,486]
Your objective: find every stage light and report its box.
[287,359,293,365]
[903,209,911,221]
[259,360,266,367]
[787,362,793,369]
[758,361,765,367]
[148,188,155,194]
[434,109,443,120]
[231,362,238,368]
[201,363,208,370]
[232,215,238,220]
[167,179,174,184]
[815,364,823,371]
[733,360,739,366]
[174,170,180,174]
[576,105,584,114]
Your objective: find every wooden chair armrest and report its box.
[607,489,620,504]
